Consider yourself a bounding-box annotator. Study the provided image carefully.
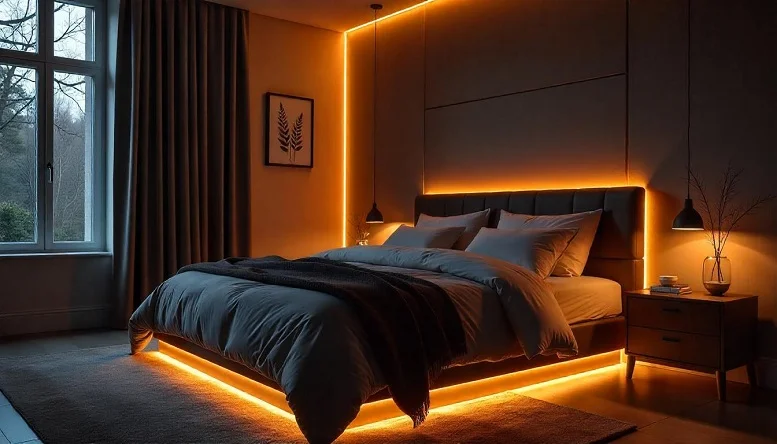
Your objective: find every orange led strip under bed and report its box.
[156,340,622,428]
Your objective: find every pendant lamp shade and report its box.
[672,199,704,230]
[365,4,384,224]
[672,0,704,231]
[366,202,384,224]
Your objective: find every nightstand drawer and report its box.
[628,326,720,368]
[628,297,720,336]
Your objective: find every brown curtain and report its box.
[113,0,251,326]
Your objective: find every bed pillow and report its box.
[383,225,466,249]
[497,209,603,277]
[416,209,491,250]
[465,227,578,279]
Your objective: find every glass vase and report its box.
[703,255,731,296]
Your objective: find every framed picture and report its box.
[265,92,314,168]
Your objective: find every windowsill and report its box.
[0,251,112,259]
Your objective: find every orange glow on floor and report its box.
[345,362,622,433]
[153,344,296,422]
[156,340,622,429]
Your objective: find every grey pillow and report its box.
[383,225,466,249]
[465,227,578,279]
[416,209,491,250]
[497,209,603,277]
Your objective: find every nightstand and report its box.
[624,290,758,401]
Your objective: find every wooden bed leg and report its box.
[716,371,727,401]
[626,355,636,380]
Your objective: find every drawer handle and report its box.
[662,336,681,343]
[662,307,681,314]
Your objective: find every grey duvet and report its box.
[129,246,578,443]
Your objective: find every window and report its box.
[0,0,104,252]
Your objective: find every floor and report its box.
[0,330,775,444]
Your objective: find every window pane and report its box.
[53,71,92,242]
[54,2,94,61]
[0,0,38,53]
[0,63,37,244]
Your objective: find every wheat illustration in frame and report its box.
[265,92,314,168]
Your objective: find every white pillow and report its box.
[465,227,577,279]
[497,209,603,277]
[416,209,490,250]
[383,225,466,249]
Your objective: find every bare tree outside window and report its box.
[0,63,37,242]
[0,0,37,53]
[0,0,99,247]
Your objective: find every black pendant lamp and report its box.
[366,4,384,224]
[672,0,704,231]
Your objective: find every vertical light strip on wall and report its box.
[343,33,348,247]
[343,0,438,246]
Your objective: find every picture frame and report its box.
[264,92,314,168]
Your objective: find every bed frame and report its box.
[157,186,645,421]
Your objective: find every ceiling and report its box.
[207,0,425,32]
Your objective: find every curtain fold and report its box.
[113,0,250,327]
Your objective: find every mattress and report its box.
[547,276,623,325]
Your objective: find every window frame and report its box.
[0,0,106,253]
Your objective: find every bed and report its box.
[129,186,645,444]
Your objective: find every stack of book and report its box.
[650,284,692,295]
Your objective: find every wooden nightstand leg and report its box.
[746,363,758,387]
[716,371,727,401]
[626,355,636,379]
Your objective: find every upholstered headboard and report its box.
[415,187,645,290]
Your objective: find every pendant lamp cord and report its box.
[372,7,378,205]
[686,0,692,199]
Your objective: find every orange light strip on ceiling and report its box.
[156,340,622,429]
[345,0,437,34]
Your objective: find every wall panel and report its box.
[425,0,626,109]
[425,76,627,194]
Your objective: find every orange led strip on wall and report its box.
[342,0,438,247]
[342,32,348,247]
[157,340,622,429]
[341,3,648,290]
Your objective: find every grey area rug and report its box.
[0,345,635,443]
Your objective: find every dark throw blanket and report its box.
[178,256,467,427]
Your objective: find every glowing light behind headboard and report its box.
[341,2,648,289]
[423,181,650,288]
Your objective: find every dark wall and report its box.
[347,0,777,383]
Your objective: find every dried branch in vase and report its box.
[690,162,775,286]
[348,213,371,245]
